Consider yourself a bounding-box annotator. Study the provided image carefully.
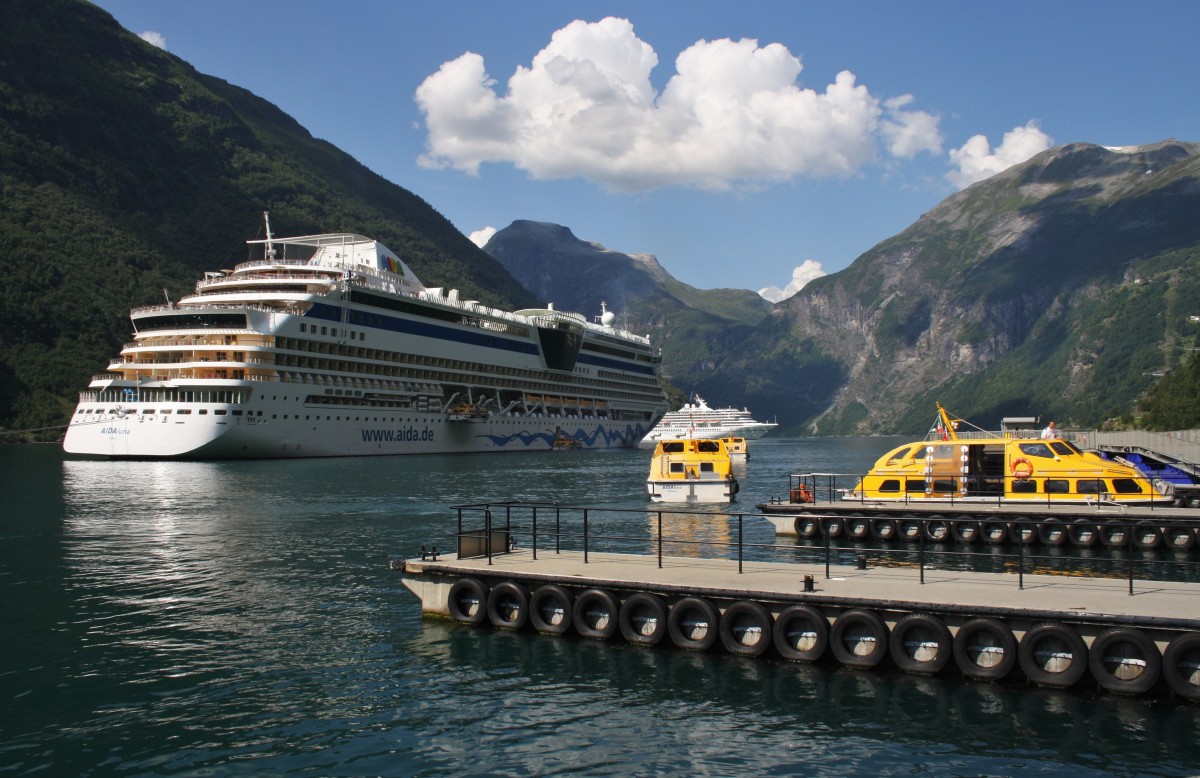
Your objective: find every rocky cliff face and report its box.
[756,140,1200,434]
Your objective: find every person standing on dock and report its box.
[1041,421,1057,439]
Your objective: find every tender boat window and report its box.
[1017,442,1055,459]
[1111,478,1144,494]
[670,462,684,473]
[700,462,714,472]
[697,441,720,453]
[1049,442,1075,457]
[905,479,925,493]
[1076,479,1106,494]
[886,446,915,464]
[878,479,901,492]
[662,442,685,453]
[1011,479,1037,493]
[1043,479,1069,493]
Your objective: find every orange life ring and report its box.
[1010,457,1034,481]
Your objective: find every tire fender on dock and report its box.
[1100,520,1130,548]
[953,618,1017,681]
[572,588,620,640]
[619,592,669,646]
[1037,520,1068,546]
[821,515,845,539]
[794,514,821,539]
[845,513,871,540]
[1162,632,1200,702]
[922,518,951,544]
[668,597,720,651]
[772,604,829,662]
[718,601,773,657]
[1068,519,1098,547]
[1132,520,1163,550]
[1019,622,1089,688]
[869,518,898,542]
[529,584,574,635]
[1088,627,1162,695]
[981,520,1008,545]
[486,581,529,630]
[447,577,489,625]
[890,613,953,675]
[1163,524,1197,551]
[897,515,922,543]
[951,516,980,544]
[830,609,889,669]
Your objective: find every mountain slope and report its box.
[0,0,538,434]
[483,220,772,399]
[721,140,1200,435]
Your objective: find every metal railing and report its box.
[448,501,1200,595]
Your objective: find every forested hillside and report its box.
[0,0,537,436]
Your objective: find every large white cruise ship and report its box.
[63,218,669,459]
[639,394,777,447]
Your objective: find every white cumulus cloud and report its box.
[468,226,497,248]
[758,259,827,302]
[139,30,166,50]
[946,121,1053,189]
[415,18,942,192]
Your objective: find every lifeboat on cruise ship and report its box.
[646,438,740,503]
[846,404,1172,505]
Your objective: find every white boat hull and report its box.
[646,477,738,503]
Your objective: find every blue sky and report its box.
[93,1,1200,300]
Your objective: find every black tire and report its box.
[845,513,871,540]
[1164,525,1197,551]
[719,601,773,657]
[897,516,922,543]
[668,597,720,651]
[951,518,980,544]
[619,592,669,646]
[1019,622,1088,688]
[794,515,820,539]
[773,604,829,662]
[821,516,845,539]
[953,618,1017,681]
[1037,520,1068,546]
[1100,520,1129,548]
[1010,520,1037,545]
[1088,627,1162,696]
[830,609,889,668]
[923,518,951,544]
[890,613,953,675]
[572,588,619,640]
[870,518,897,542]
[447,577,488,625]
[1132,520,1163,550]
[1068,519,1098,547]
[486,581,529,630]
[529,584,573,635]
[1162,632,1200,702]
[981,521,1008,545]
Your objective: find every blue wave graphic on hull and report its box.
[480,424,646,448]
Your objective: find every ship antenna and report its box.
[263,210,277,260]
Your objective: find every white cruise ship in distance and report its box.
[639,394,777,447]
[63,215,669,459]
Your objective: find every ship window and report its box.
[321,327,328,335]
[198,409,208,415]
[700,462,714,472]
[1076,479,1106,494]
[886,446,915,464]
[697,441,720,453]
[142,409,155,414]
[1017,442,1055,459]
[161,409,172,415]
[1049,442,1074,457]
[670,462,684,473]
[1043,479,1069,493]
[662,442,685,453]
[1111,478,1143,494]
[300,324,306,332]
[215,409,227,416]
[905,479,925,493]
[178,409,192,415]
[878,479,901,493]
[232,410,243,416]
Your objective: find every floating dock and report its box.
[394,503,1200,702]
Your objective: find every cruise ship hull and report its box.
[63,406,650,458]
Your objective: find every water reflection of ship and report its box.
[644,510,732,558]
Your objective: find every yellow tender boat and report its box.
[847,404,1170,505]
[646,438,740,503]
[718,436,749,462]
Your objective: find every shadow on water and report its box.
[405,619,1200,776]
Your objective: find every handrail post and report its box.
[531,505,538,560]
[919,518,926,584]
[738,513,744,574]
[556,506,561,554]
[583,508,589,564]
[824,515,831,579]
[657,511,663,568]
[485,507,494,566]
[1127,521,1134,595]
[1018,527,1024,590]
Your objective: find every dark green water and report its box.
[2,440,1198,776]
